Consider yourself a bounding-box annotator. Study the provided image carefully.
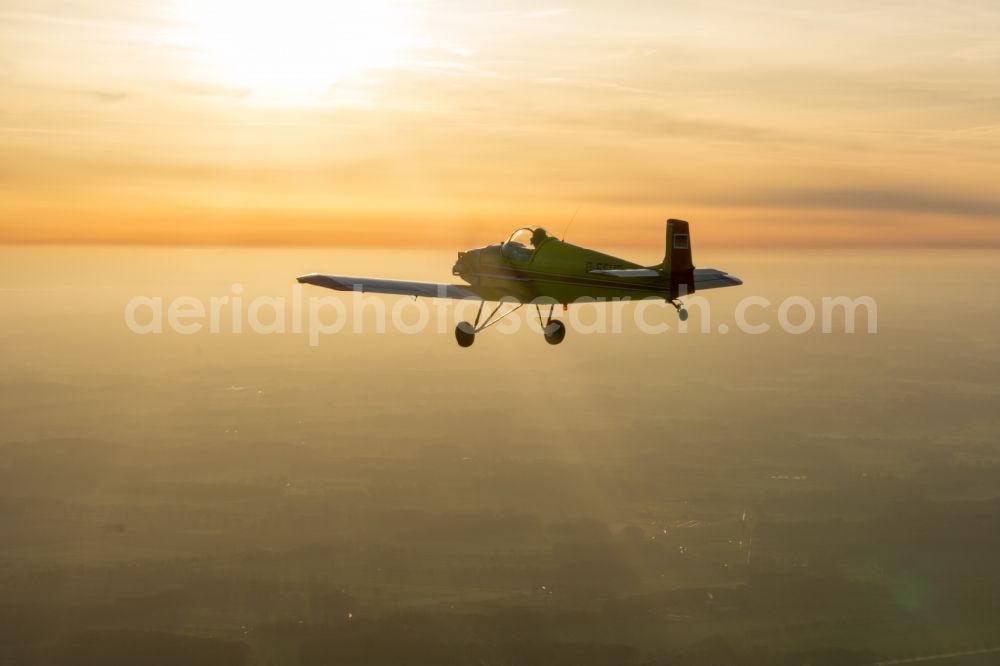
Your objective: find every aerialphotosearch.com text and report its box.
[123,284,878,346]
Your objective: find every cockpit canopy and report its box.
[501,226,550,262]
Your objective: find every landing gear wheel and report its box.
[678,308,689,322]
[455,322,476,348]
[543,320,566,346]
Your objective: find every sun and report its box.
[177,0,411,102]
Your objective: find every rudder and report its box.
[662,219,695,297]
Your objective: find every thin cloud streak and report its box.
[724,189,1000,218]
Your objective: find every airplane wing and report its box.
[297,273,480,300]
[693,268,743,290]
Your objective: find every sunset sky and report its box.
[2,0,999,247]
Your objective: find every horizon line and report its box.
[3,238,1000,251]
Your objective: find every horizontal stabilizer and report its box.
[297,274,479,300]
[693,268,743,290]
[588,268,661,278]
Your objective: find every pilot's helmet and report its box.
[531,227,549,247]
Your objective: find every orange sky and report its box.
[1,0,999,248]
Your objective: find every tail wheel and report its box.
[543,320,566,345]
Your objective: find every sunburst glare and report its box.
[176,0,413,102]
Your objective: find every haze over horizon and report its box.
[2,0,999,248]
[3,244,1000,664]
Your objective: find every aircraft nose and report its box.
[453,251,471,275]
[453,249,482,275]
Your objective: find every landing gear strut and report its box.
[454,301,567,347]
[454,300,523,348]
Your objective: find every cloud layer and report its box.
[1,0,999,246]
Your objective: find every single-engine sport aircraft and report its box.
[297,219,742,347]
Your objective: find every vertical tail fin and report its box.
[662,219,695,297]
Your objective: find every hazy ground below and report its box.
[1,246,998,665]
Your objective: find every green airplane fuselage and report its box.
[452,234,672,304]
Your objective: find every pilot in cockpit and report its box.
[502,226,550,262]
[530,227,549,247]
